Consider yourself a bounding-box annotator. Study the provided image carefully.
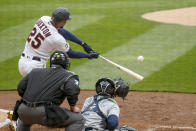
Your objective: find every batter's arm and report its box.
[58,28,82,45]
[67,48,89,58]
[67,48,99,59]
[58,28,93,53]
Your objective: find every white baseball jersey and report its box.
[18,16,70,76]
[81,95,120,131]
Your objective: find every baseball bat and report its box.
[99,55,144,81]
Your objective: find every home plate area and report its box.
[1,91,196,131]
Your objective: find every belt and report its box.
[22,100,53,108]
[22,53,41,62]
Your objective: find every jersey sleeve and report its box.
[58,28,82,45]
[55,36,70,53]
[100,99,120,118]
[81,97,93,112]
[107,103,120,117]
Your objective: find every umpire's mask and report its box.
[50,51,70,70]
[95,78,116,97]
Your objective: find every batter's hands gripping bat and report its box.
[99,55,144,81]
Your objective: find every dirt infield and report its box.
[142,7,196,26]
[0,91,196,131]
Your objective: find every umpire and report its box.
[13,51,84,131]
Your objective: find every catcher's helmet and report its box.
[50,51,70,69]
[95,77,116,97]
[52,7,72,22]
[114,78,129,99]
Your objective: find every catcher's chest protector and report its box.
[82,95,109,118]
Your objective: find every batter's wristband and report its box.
[81,41,85,46]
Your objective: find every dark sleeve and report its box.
[63,77,80,106]
[58,28,82,45]
[67,48,89,58]
[107,115,119,130]
[17,74,29,97]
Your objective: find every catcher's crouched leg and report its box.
[16,119,31,131]
[56,108,85,131]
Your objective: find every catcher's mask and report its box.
[50,51,70,70]
[52,7,72,23]
[95,78,116,97]
[114,78,129,100]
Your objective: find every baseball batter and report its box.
[81,78,137,131]
[19,7,99,77]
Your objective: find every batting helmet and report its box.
[95,77,116,97]
[52,7,72,22]
[50,51,70,70]
[114,78,129,99]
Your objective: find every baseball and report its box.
[137,56,144,62]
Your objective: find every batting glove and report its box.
[88,51,99,59]
[82,42,93,54]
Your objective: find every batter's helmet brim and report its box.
[67,16,72,20]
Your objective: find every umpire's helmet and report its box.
[95,77,116,97]
[50,51,70,70]
[114,78,129,99]
[52,7,72,22]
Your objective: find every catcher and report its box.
[81,78,137,131]
[13,51,84,131]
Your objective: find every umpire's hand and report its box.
[70,106,80,113]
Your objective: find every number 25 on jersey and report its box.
[27,27,45,49]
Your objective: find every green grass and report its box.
[132,47,196,93]
[72,24,196,90]
[0,0,196,92]
[0,56,22,90]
